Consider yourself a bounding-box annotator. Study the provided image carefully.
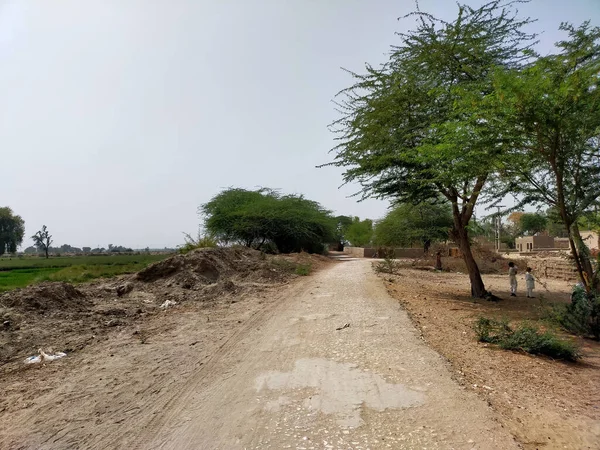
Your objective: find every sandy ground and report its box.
[0,258,520,450]
[383,266,600,450]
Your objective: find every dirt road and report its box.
[135,258,517,449]
[2,258,519,449]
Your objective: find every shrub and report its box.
[474,317,580,361]
[546,286,600,340]
[374,256,402,275]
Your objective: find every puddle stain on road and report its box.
[255,358,425,427]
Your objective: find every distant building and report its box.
[515,235,555,252]
[554,237,570,249]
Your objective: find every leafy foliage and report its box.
[546,286,600,340]
[520,213,548,236]
[344,217,373,247]
[474,317,580,361]
[201,188,336,254]
[0,207,25,256]
[374,202,452,249]
[325,1,536,297]
[492,22,600,288]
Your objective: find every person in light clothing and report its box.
[508,262,518,296]
[525,267,535,298]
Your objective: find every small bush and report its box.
[474,317,580,361]
[374,256,402,275]
[179,233,218,254]
[474,317,512,343]
[295,264,311,276]
[545,286,600,340]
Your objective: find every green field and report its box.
[0,254,172,292]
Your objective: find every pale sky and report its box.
[1,0,598,249]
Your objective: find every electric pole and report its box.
[495,205,505,251]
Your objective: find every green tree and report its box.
[31,225,53,259]
[201,188,336,254]
[520,213,548,236]
[344,217,373,247]
[333,215,353,250]
[325,1,534,297]
[0,207,25,256]
[374,202,452,252]
[494,22,600,289]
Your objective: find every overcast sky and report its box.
[1,0,598,249]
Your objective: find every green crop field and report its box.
[0,254,172,292]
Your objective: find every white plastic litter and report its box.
[24,349,67,364]
[160,300,177,309]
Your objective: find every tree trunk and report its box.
[456,229,486,297]
[45,247,49,259]
[570,222,596,290]
[552,161,595,290]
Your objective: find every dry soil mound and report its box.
[136,246,291,290]
[0,247,313,372]
[1,282,88,312]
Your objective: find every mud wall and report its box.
[343,247,424,258]
[527,258,579,282]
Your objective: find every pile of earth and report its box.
[0,247,311,373]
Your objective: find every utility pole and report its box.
[495,205,505,251]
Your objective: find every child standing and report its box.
[508,262,518,297]
[525,267,535,298]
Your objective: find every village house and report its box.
[515,235,555,252]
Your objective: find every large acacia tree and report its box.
[325,1,535,297]
[493,22,600,290]
[201,188,336,254]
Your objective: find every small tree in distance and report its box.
[32,225,53,259]
[520,213,548,236]
[374,202,453,253]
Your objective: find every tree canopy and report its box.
[201,188,336,254]
[374,202,452,251]
[344,217,373,247]
[325,1,535,297]
[0,207,25,256]
[493,22,600,289]
[520,213,548,236]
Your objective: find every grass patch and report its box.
[294,264,312,276]
[474,317,580,361]
[269,258,313,276]
[0,268,61,292]
[269,258,298,272]
[35,262,151,284]
[0,254,171,291]
[0,254,170,271]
